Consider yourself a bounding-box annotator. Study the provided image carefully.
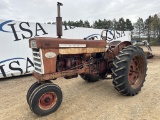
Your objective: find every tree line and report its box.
[47,14,160,45]
[135,14,160,44]
[62,18,134,31]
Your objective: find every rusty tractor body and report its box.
[26,2,147,116]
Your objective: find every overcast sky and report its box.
[0,0,160,24]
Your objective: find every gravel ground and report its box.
[0,46,160,120]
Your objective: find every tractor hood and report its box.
[29,37,107,49]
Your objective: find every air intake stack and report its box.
[56,2,63,38]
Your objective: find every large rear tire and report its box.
[111,45,147,96]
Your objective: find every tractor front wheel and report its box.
[28,83,62,116]
[26,80,52,104]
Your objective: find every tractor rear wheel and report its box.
[111,45,147,96]
[80,74,100,82]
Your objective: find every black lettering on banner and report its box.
[26,57,34,73]
[9,61,23,76]
[107,30,113,41]
[35,23,48,36]
[116,30,121,38]
[8,23,21,41]
[112,30,116,40]
[64,24,68,30]
[121,31,125,37]
[0,64,6,77]
[69,26,75,29]
[19,22,33,39]
[64,25,75,30]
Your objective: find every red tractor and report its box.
[27,2,147,116]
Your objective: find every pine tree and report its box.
[134,18,145,40]
[125,19,134,31]
[112,19,118,30]
[118,18,126,31]
[144,16,152,43]
[84,20,90,28]
[152,14,159,38]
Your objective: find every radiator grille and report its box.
[32,48,44,74]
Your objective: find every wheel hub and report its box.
[39,92,57,110]
[128,56,144,89]
[45,97,51,103]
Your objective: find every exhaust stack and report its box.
[56,2,63,38]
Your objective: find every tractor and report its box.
[27,2,147,116]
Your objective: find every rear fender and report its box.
[112,41,132,56]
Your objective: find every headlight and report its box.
[31,40,37,48]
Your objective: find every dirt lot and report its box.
[0,46,160,120]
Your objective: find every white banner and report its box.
[0,19,131,78]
